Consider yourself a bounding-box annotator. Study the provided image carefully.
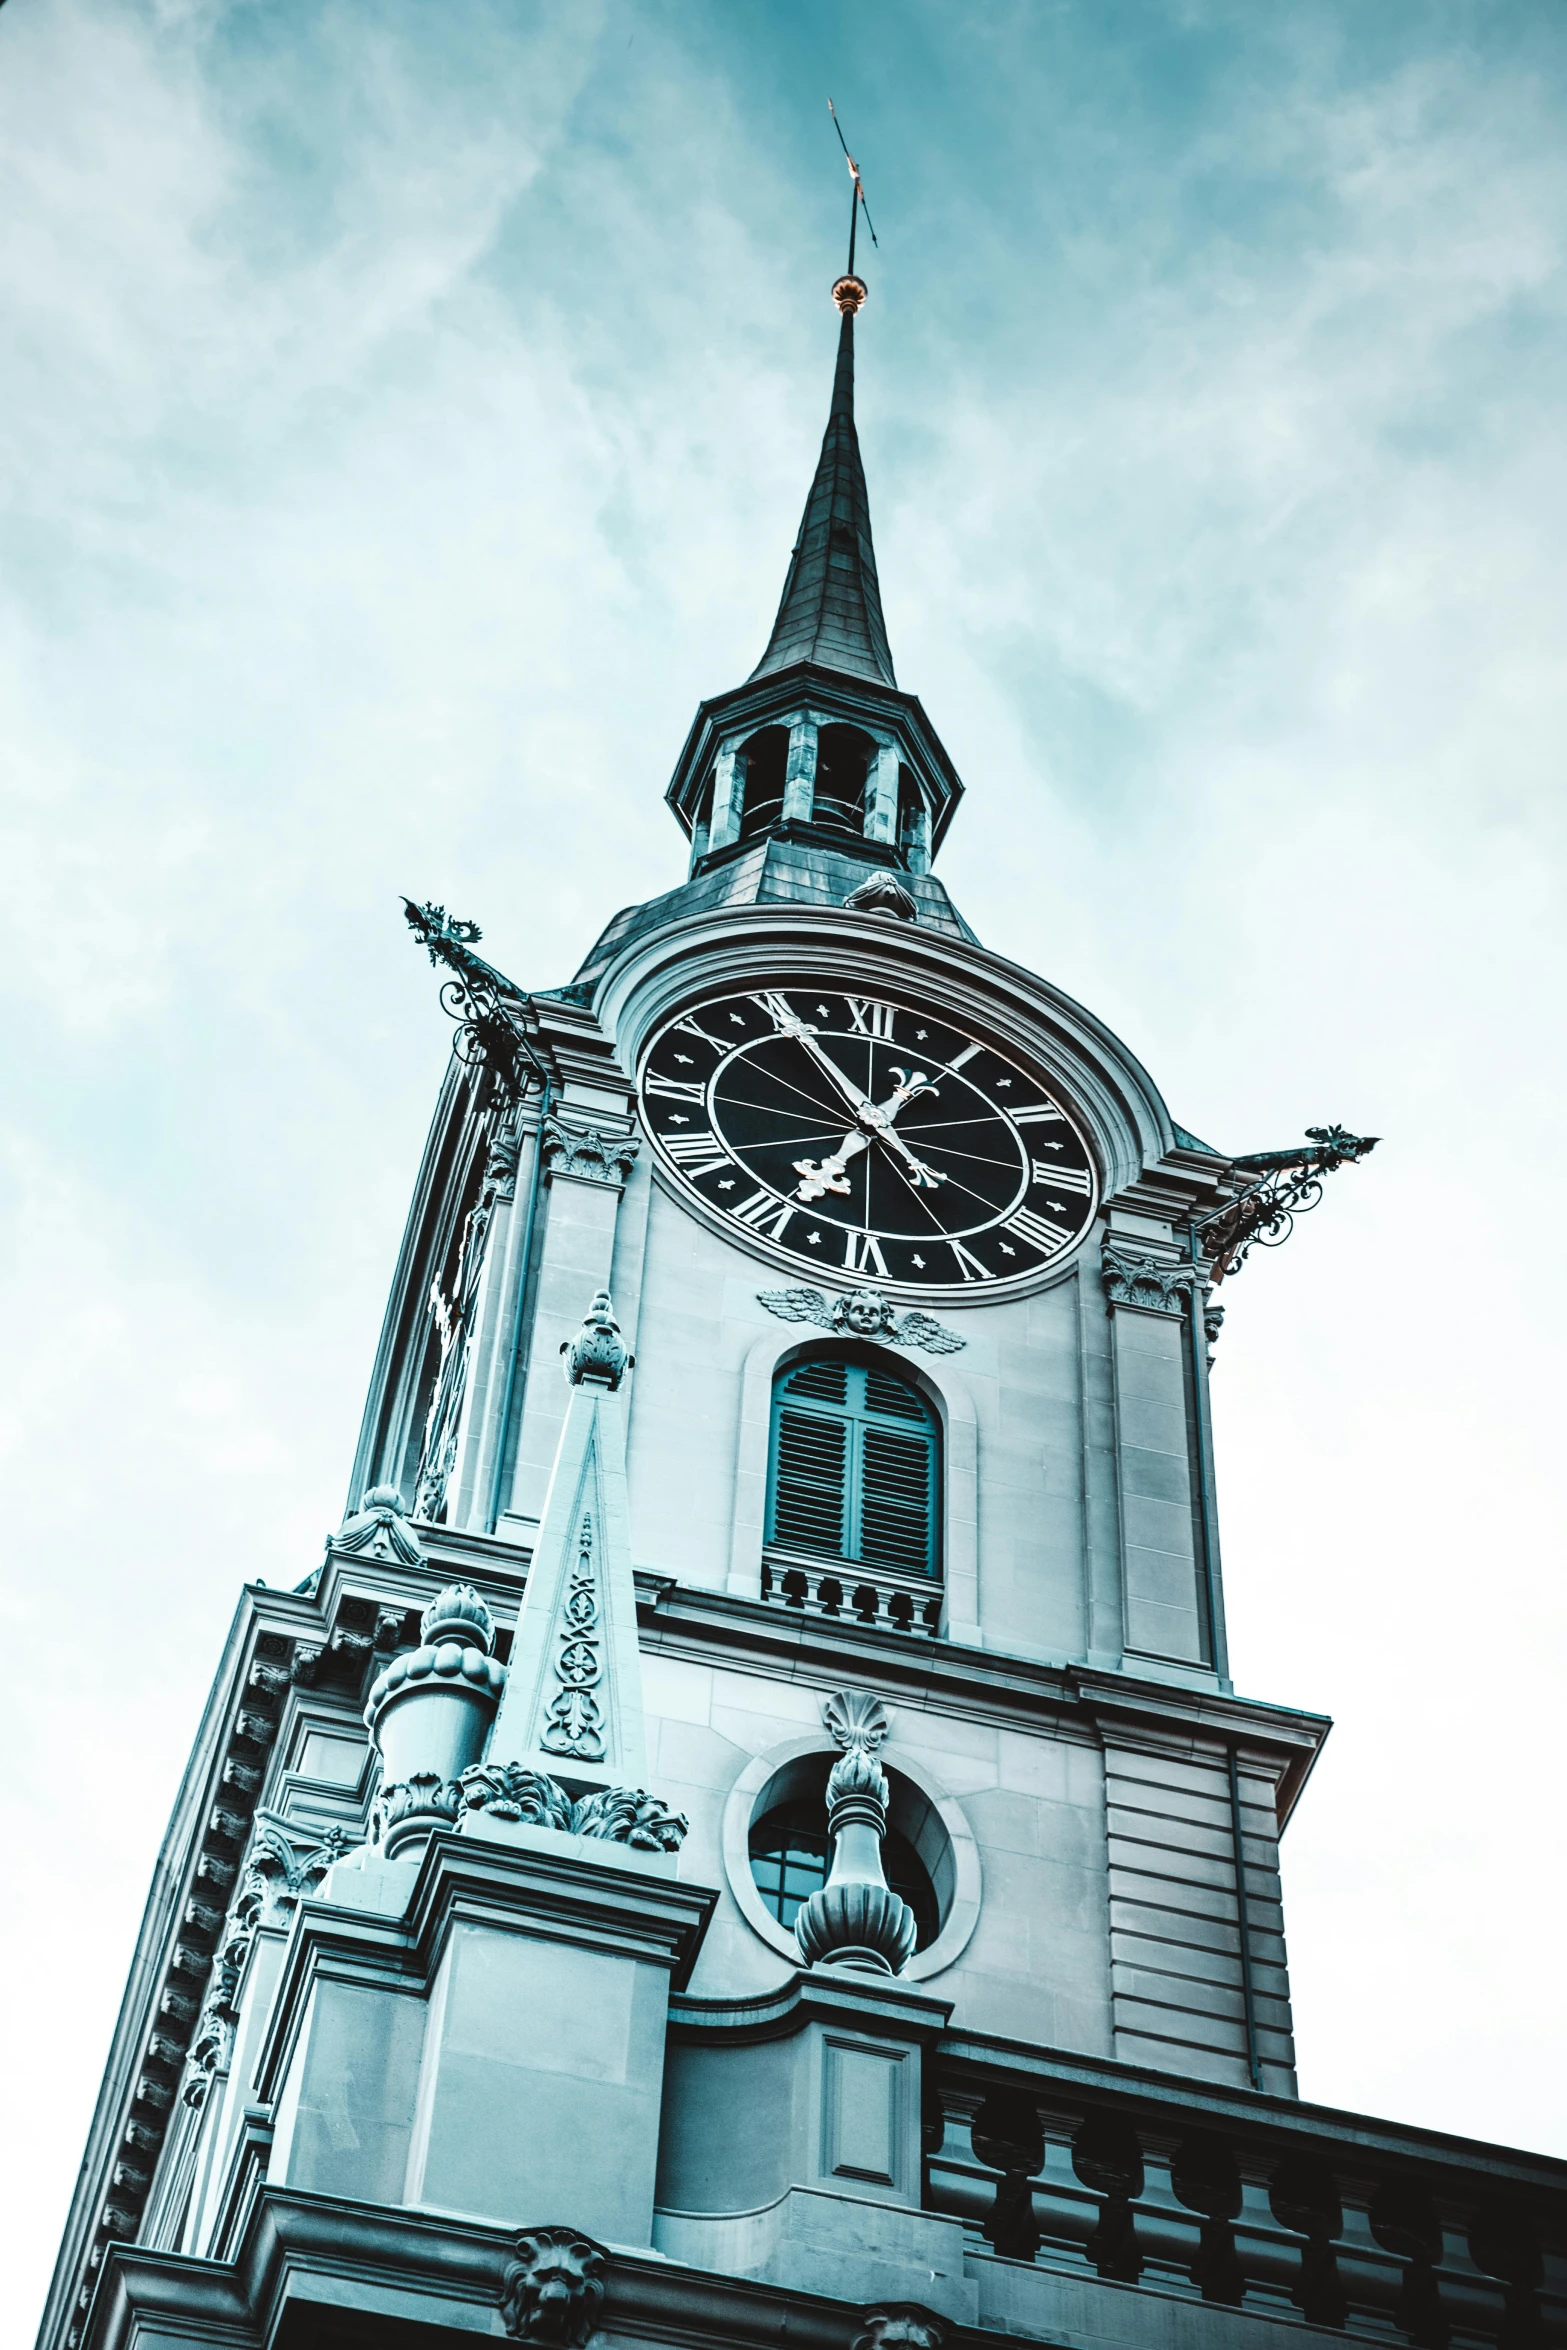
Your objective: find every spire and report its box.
[750,283,897,690]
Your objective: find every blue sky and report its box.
[5,0,1566,2319]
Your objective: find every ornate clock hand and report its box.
[792,1125,868,1200]
[763,1001,879,1120]
[866,1066,945,1188]
[791,1068,946,1200]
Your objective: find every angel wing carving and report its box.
[892,1312,967,1356]
[756,1288,836,1328]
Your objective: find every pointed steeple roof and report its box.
[750,301,896,689]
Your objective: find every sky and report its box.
[4,0,1566,2322]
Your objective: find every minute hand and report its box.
[772,1006,880,1120]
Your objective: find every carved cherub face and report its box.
[837,1288,892,1337]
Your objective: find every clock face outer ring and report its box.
[637,979,1101,1302]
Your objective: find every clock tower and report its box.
[42,266,1564,2350]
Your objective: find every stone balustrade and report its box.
[924,2046,1567,2343]
[759,1548,943,1637]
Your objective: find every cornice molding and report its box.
[82,2187,910,2350]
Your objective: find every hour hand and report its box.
[792,1129,867,1201]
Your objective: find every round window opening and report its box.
[746,1753,954,1954]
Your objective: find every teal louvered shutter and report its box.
[766,1355,939,1579]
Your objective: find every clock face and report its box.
[638,982,1098,1291]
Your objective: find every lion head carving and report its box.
[499,2226,607,2346]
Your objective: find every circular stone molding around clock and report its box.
[721,1733,981,1982]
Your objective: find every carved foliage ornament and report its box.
[542,1118,639,1189]
[758,1286,964,1355]
[541,1516,606,1762]
[184,1814,350,2106]
[1099,1252,1202,1319]
[499,2226,607,2346]
[457,1761,688,1852]
[560,1290,633,1390]
[823,1688,893,1754]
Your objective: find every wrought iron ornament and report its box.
[402,898,544,1109]
[1197,1124,1378,1279]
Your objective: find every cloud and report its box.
[4,0,1566,2323]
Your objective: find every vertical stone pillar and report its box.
[707,738,746,850]
[903,794,933,875]
[502,1118,638,1532]
[864,739,901,846]
[782,713,818,821]
[444,1102,543,1533]
[1100,1244,1213,1669]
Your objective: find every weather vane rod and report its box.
[827,97,878,279]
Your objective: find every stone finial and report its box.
[560,1291,633,1390]
[419,1582,494,1653]
[795,1690,915,1976]
[824,1689,893,1755]
[499,2225,607,2345]
[333,1484,425,1564]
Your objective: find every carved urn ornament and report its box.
[364,1584,506,1858]
[560,1290,633,1390]
[332,1482,426,1563]
[795,1690,916,1976]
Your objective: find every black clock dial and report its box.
[639,984,1098,1290]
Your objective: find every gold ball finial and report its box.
[832,274,868,316]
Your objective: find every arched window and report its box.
[765,1352,940,1580]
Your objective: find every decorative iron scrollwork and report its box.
[1198,1124,1378,1281]
[402,898,545,1111]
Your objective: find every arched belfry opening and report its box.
[736,726,788,842]
[812,722,875,836]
